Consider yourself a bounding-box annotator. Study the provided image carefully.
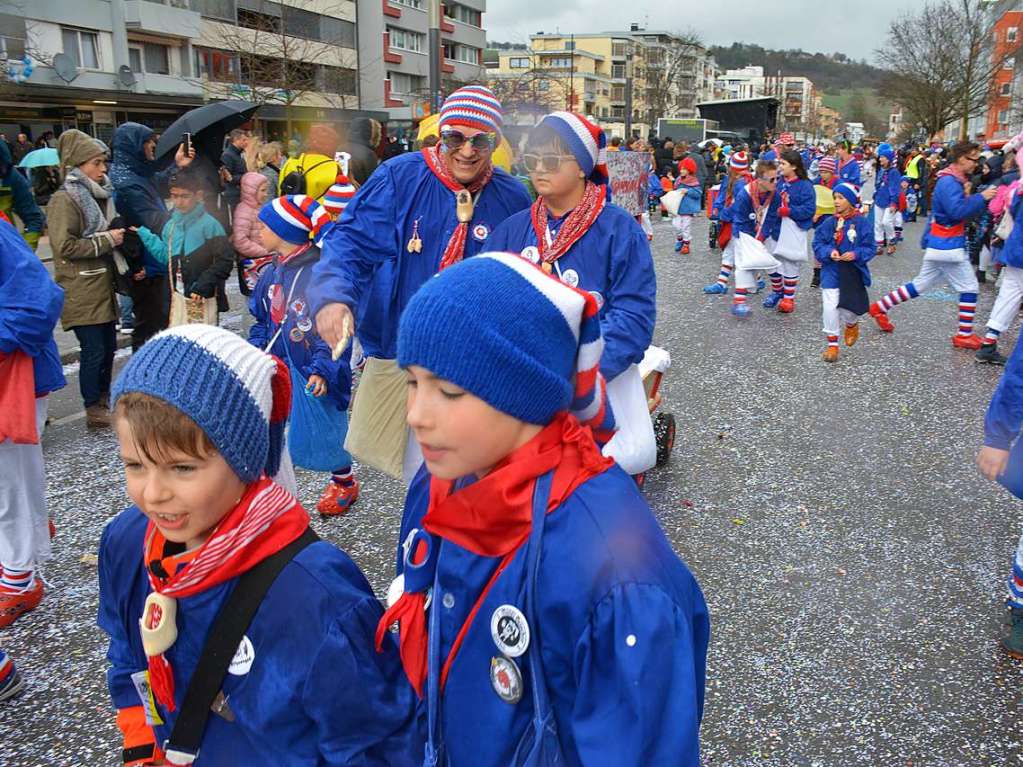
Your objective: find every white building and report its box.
[845,121,866,144]
[717,65,765,100]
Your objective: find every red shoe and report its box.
[952,333,984,350]
[0,579,43,629]
[778,298,795,313]
[316,478,360,516]
[49,519,56,540]
[869,303,894,332]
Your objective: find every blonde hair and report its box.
[255,141,283,170]
[244,137,263,172]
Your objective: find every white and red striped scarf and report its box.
[421,145,494,271]
[531,180,606,265]
[142,477,309,710]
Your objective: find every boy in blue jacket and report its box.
[380,252,709,767]
[868,142,997,349]
[99,324,419,766]
[487,111,655,386]
[722,159,781,317]
[672,156,703,253]
[249,195,359,515]
[812,183,875,362]
[873,146,903,255]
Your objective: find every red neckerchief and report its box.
[531,181,606,264]
[834,210,860,246]
[269,243,313,325]
[141,477,309,711]
[748,180,775,237]
[937,165,968,183]
[375,412,612,697]
[421,145,494,271]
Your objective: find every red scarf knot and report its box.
[421,146,494,271]
[530,181,606,266]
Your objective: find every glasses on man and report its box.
[760,175,778,184]
[441,130,497,153]
[522,153,576,173]
[966,155,982,163]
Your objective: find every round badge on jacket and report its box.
[490,604,530,658]
[472,223,490,242]
[561,269,579,288]
[490,655,524,704]
[521,246,541,264]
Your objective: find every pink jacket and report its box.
[989,179,1020,217]
[232,173,272,260]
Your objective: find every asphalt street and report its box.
[2,212,1023,766]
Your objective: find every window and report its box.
[194,46,240,82]
[238,8,281,33]
[192,0,236,21]
[282,5,321,40]
[1000,110,1009,123]
[509,57,529,68]
[1002,82,1012,96]
[321,16,356,47]
[443,3,480,26]
[543,56,571,69]
[611,85,624,101]
[1009,27,1019,43]
[388,26,424,53]
[144,43,170,75]
[389,71,424,95]
[611,105,624,118]
[611,63,626,78]
[320,65,357,95]
[564,41,575,50]
[129,47,143,73]
[392,0,423,7]
[446,43,478,64]
[612,42,629,57]
[0,15,26,60]
[61,27,100,69]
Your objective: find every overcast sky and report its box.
[485,0,919,63]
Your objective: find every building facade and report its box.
[717,65,765,101]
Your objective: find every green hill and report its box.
[709,43,885,93]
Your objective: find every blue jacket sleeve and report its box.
[97,523,146,710]
[308,165,399,318]
[247,267,273,351]
[985,338,1023,449]
[115,179,170,233]
[789,181,817,228]
[301,598,421,765]
[941,177,987,222]
[8,170,43,233]
[570,583,705,766]
[711,184,729,221]
[600,224,656,381]
[135,225,168,265]
[0,222,63,355]
[853,218,876,263]
[812,221,834,264]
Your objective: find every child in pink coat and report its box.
[232,172,274,291]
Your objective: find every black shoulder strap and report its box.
[163,527,319,763]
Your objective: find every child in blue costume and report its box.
[812,183,875,362]
[379,252,709,767]
[763,149,816,314]
[873,145,903,255]
[672,156,704,254]
[248,194,359,516]
[722,159,782,317]
[98,325,419,766]
[703,150,753,295]
[487,111,655,386]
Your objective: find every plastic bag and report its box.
[286,366,349,472]
[734,232,780,272]
[602,364,656,476]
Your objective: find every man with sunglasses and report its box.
[869,141,997,349]
[308,85,531,483]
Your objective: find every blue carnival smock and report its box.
[836,157,861,187]
[98,508,421,766]
[771,176,816,239]
[921,174,987,253]
[811,213,875,289]
[672,180,703,216]
[997,192,1023,268]
[487,204,656,381]
[986,332,1023,450]
[725,182,781,239]
[307,152,532,360]
[248,245,353,411]
[0,218,64,396]
[873,165,903,210]
[711,179,744,221]
[396,464,709,767]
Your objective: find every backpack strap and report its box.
[161,527,319,765]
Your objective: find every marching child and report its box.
[977,175,1023,364]
[487,111,655,386]
[134,167,234,323]
[812,183,875,362]
[763,149,816,314]
[381,252,709,765]
[704,151,752,294]
[873,146,903,255]
[249,195,360,515]
[99,325,418,766]
[868,141,997,349]
[817,156,837,188]
[672,157,703,254]
[723,159,781,317]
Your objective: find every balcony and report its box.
[124,0,202,38]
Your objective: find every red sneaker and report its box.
[952,333,984,350]
[0,579,43,629]
[49,519,56,540]
[316,478,360,516]
[869,303,894,333]
[778,298,795,313]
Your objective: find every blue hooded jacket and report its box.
[110,123,176,275]
[0,139,44,248]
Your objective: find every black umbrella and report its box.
[155,100,259,164]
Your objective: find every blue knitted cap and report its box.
[111,325,291,483]
[398,252,615,433]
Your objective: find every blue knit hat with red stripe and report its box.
[834,182,860,208]
[398,252,615,437]
[536,111,609,187]
[258,195,330,244]
[438,85,503,135]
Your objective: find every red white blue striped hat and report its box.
[258,195,331,244]
[536,111,609,187]
[322,175,356,218]
[729,151,750,171]
[438,85,503,135]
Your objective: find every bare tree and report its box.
[196,0,357,133]
[876,0,1021,139]
[635,31,704,126]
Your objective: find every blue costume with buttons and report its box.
[725,182,781,239]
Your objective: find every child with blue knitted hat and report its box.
[380,252,708,765]
[249,194,360,515]
[98,324,418,766]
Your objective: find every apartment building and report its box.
[717,65,766,101]
[357,0,487,125]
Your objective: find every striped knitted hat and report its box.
[258,195,330,244]
[438,85,503,135]
[535,111,609,187]
[834,182,860,208]
[321,175,356,218]
[778,132,795,146]
[111,325,292,483]
[729,151,749,171]
[818,157,837,175]
[398,252,615,437]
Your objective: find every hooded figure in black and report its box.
[346,117,381,185]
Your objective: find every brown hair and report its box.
[950,140,980,163]
[755,159,777,178]
[115,392,215,464]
